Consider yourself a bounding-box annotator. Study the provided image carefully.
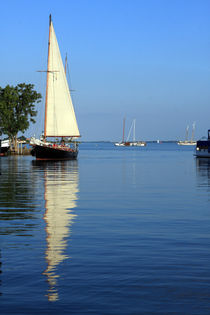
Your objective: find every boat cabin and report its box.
[195,129,210,156]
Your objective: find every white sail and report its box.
[45,21,80,137]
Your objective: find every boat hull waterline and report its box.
[31,144,78,160]
[115,141,146,147]
[195,151,210,158]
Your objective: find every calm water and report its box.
[1,143,210,314]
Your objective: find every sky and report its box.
[0,0,210,141]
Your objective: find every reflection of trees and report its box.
[0,157,37,235]
[32,160,79,302]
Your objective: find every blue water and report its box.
[1,142,210,314]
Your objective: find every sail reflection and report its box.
[33,161,79,301]
[0,249,2,297]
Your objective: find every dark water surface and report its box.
[1,143,210,314]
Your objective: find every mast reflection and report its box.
[33,160,79,301]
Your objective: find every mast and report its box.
[185,125,189,141]
[133,119,136,142]
[44,14,52,139]
[122,118,125,143]
[191,122,195,142]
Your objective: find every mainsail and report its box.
[45,18,80,138]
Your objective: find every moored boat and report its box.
[115,119,146,147]
[178,122,196,146]
[0,139,10,156]
[177,140,196,146]
[120,141,146,147]
[30,138,78,160]
[195,130,210,158]
[30,15,80,160]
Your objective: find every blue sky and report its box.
[0,0,210,141]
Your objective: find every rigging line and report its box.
[65,57,77,113]
[52,62,58,138]
[126,120,134,142]
[66,59,76,92]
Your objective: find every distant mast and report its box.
[133,119,136,142]
[185,125,189,141]
[191,122,196,142]
[122,118,125,143]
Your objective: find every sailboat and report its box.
[115,119,146,147]
[177,122,196,146]
[30,15,80,160]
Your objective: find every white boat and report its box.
[115,142,125,147]
[178,122,196,146]
[0,139,10,155]
[178,141,196,146]
[195,129,210,158]
[115,119,146,147]
[30,15,80,160]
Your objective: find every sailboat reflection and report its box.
[0,249,2,297]
[33,160,79,301]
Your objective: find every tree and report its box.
[0,83,41,150]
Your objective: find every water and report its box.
[1,143,210,314]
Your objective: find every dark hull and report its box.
[31,144,78,160]
[0,146,10,155]
[195,139,210,158]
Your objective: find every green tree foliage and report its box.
[0,83,41,148]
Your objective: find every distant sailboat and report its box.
[30,15,80,160]
[115,119,146,147]
[178,122,196,146]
